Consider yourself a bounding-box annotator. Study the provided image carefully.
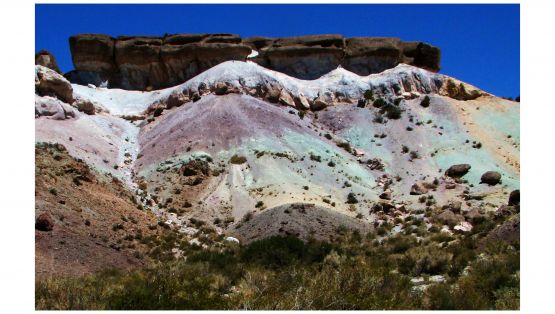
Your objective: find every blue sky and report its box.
[35,4,519,97]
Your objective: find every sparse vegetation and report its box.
[346,192,358,204]
[336,141,352,153]
[229,154,247,164]
[420,95,431,107]
[35,224,519,310]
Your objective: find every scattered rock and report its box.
[213,82,229,95]
[411,277,425,285]
[294,94,311,110]
[443,200,462,213]
[181,159,210,177]
[429,275,446,283]
[410,181,429,195]
[35,65,74,104]
[379,191,392,200]
[74,98,96,115]
[278,90,295,107]
[454,221,473,232]
[445,164,471,178]
[508,189,520,206]
[35,50,61,73]
[464,208,485,223]
[311,94,330,111]
[495,205,518,218]
[225,236,240,244]
[481,215,519,245]
[480,171,501,185]
[353,148,366,157]
[35,212,54,231]
[434,210,465,226]
[35,95,75,120]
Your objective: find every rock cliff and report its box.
[65,33,440,90]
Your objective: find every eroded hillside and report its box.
[35,56,520,276]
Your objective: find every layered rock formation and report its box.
[65,33,440,90]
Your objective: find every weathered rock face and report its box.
[66,33,440,90]
[247,35,441,79]
[35,50,61,73]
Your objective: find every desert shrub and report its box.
[309,154,321,162]
[397,246,451,276]
[420,96,431,108]
[372,98,387,108]
[336,141,352,153]
[229,155,247,164]
[242,211,253,222]
[386,234,418,254]
[363,89,374,100]
[380,103,403,120]
[346,192,358,204]
[35,228,519,310]
[241,236,330,269]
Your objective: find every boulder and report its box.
[442,79,484,101]
[35,50,61,73]
[379,191,392,200]
[481,215,520,246]
[454,221,473,232]
[180,159,210,177]
[35,65,74,104]
[74,98,96,115]
[508,189,520,206]
[410,181,429,195]
[278,90,295,107]
[213,82,229,95]
[445,164,471,178]
[353,148,366,157]
[495,205,517,218]
[443,200,462,213]
[311,93,334,111]
[464,208,485,223]
[35,95,75,120]
[294,94,311,110]
[429,275,446,283]
[480,171,501,185]
[35,212,54,231]
[225,236,240,244]
[434,210,465,226]
[166,91,189,109]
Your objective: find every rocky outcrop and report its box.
[35,50,61,73]
[247,35,440,79]
[65,33,440,90]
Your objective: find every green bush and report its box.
[229,155,247,164]
[420,96,431,108]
